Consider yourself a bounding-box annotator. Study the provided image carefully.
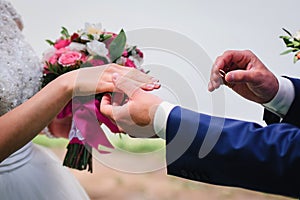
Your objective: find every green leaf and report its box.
[60,27,70,38]
[109,29,127,62]
[48,63,58,74]
[282,28,293,37]
[87,34,94,40]
[101,34,112,41]
[62,67,69,73]
[279,35,291,39]
[293,55,298,63]
[46,39,55,46]
[80,62,93,68]
[280,49,295,55]
[281,37,293,46]
[127,45,137,54]
[293,41,300,48]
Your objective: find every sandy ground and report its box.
[51,148,295,200]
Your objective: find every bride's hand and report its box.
[100,73,162,138]
[46,116,72,139]
[61,64,160,97]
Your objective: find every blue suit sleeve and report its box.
[166,106,300,198]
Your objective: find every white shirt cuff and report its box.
[263,76,295,118]
[153,101,177,139]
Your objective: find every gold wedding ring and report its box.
[219,69,234,88]
[219,69,226,78]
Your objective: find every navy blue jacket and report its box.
[166,77,300,198]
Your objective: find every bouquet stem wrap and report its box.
[58,96,119,172]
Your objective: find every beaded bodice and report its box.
[0,0,42,116]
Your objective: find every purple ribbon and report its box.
[58,97,120,153]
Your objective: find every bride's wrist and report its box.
[55,72,75,98]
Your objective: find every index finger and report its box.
[209,50,254,91]
[112,73,143,99]
[112,64,161,90]
[213,50,254,73]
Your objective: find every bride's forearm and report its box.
[0,74,73,162]
[0,64,159,161]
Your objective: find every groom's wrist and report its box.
[153,101,177,139]
[263,76,294,118]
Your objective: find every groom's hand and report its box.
[100,73,162,138]
[208,50,279,104]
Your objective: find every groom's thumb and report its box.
[226,70,256,84]
[112,73,142,98]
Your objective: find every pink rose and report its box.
[43,64,50,73]
[89,59,105,66]
[54,39,71,49]
[124,58,136,68]
[136,48,144,58]
[55,47,69,56]
[102,32,118,47]
[48,54,59,64]
[122,50,128,57]
[58,51,82,66]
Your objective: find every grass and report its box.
[33,134,68,148]
[33,130,165,153]
[108,133,165,153]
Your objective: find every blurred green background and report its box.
[33,131,165,153]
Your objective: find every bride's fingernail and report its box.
[146,83,155,88]
[151,78,159,83]
[154,82,161,87]
[151,78,160,87]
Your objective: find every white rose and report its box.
[69,42,86,52]
[80,33,100,41]
[129,55,143,67]
[84,22,103,35]
[116,57,126,65]
[86,40,108,57]
[79,22,103,41]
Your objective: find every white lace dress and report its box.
[0,1,90,199]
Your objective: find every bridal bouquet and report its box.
[42,23,144,172]
[280,28,300,63]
